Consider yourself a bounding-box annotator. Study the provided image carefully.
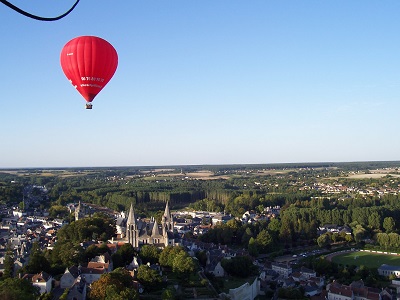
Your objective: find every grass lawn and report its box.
[332,251,400,268]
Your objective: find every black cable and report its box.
[0,0,80,21]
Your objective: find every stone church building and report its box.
[126,201,175,248]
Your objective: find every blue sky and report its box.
[1,1,400,168]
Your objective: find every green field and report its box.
[332,251,400,268]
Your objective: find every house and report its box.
[211,214,233,225]
[212,261,225,277]
[282,277,296,288]
[318,224,340,233]
[327,280,390,300]
[378,264,400,278]
[327,282,353,300]
[205,250,225,277]
[87,253,113,272]
[60,267,78,289]
[303,284,319,297]
[308,276,325,289]
[271,262,292,278]
[60,264,108,287]
[79,265,107,284]
[65,276,87,300]
[299,266,316,279]
[22,271,52,294]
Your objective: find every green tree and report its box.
[24,242,51,274]
[268,218,281,234]
[248,237,259,257]
[162,288,176,300]
[221,256,257,278]
[137,265,162,291]
[3,245,14,278]
[89,268,138,300]
[317,234,330,248]
[48,205,69,218]
[256,229,274,253]
[104,285,138,300]
[241,227,253,245]
[368,212,381,230]
[172,251,195,277]
[139,245,160,265]
[353,225,367,244]
[50,241,84,267]
[159,246,186,268]
[383,217,396,233]
[0,277,40,300]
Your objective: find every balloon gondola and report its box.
[60,36,118,109]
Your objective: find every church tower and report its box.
[126,203,139,247]
[162,201,174,235]
[75,201,83,221]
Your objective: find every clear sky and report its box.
[1,1,400,168]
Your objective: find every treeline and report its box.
[0,182,23,204]
[197,192,400,254]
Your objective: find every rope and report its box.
[0,0,80,21]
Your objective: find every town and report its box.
[1,163,400,299]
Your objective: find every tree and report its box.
[137,265,162,291]
[241,227,253,245]
[268,218,281,234]
[383,217,396,233]
[104,285,138,300]
[162,288,176,300]
[317,234,330,248]
[50,241,84,267]
[0,277,40,300]
[221,256,257,278]
[112,243,135,268]
[256,229,274,253]
[3,245,14,278]
[195,250,207,267]
[159,246,186,268]
[139,245,160,265]
[24,242,51,274]
[248,237,259,257]
[172,251,195,277]
[368,212,381,230]
[56,214,115,244]
[48,205,69,218]
[89,268,138,300]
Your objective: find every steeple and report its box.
[126,202,138,247]
[162,201,173,232]
[151,219,159,236]
[75,201,81,221]
[127,203,137,226]
[163,201,171,219]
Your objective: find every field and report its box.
[331,251,400,268]
[346,168,400,179]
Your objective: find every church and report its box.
[125,201,176,248]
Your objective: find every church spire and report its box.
[162,201,173,232]
[163,201,171,219]
[127,202,137,226]
[75,201,82,221]
[151,218,159,236]
[126,202,138,247]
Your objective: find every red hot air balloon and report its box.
[60,36,118,109]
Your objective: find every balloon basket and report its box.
[85,103,93,109]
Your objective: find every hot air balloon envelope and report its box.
[60,36,118,109]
